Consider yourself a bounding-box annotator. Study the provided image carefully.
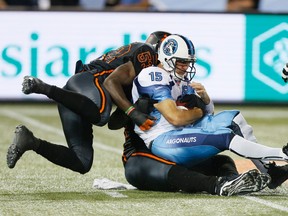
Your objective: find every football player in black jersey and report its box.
[7,32,167,174]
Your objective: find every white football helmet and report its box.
[158,34,197,81]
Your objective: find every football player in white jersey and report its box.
[132,34,288,188]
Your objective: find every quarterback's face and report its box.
[175,61,190,77]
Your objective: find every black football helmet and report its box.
[145,31,171,52]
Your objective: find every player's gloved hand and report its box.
[108,108,131,130]
[282,63,288,83]
[126,106,155,131]
[176,94,206,114]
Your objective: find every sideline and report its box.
[1,109,288,208]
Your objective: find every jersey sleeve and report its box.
[131,44,158,76]
[134,66,173,102]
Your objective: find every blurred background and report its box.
[0,0,287,104]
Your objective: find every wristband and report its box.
[125,106,135,115]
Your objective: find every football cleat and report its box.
[267,162,288,189]
[216,169,270,196]
[7,125,39,169]
[22,76,47,94]
[283,143,288,157]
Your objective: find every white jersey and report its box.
[132,66,195,147]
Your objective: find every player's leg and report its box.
[63,72,112,126]
[125,154,270,196]
[125,154,221,194]
[150,110,241,167]
[231,112,288,189]
[124,154,176,191]
[190,155,239,178]
[229,135,288,161]
[124,127,270,196]
[151,127,288,171]
[22,73,101,124]
[151,127,232,167]
[6,72,111,173]
[7,106,94,174]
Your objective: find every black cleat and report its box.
[22,76,47,94]
[7,125,39,169]
[283,143,288,157]
[267,162,288,189]
[215,169,270,196]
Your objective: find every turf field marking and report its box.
[243,196,288,213]
[0,109,122,154]
[0,109,64,136]
[104,191,128,198]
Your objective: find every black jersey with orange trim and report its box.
[86,42,158,100]
[88,42,157,76]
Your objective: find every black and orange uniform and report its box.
[122,124,239,193]
[31,40,238,193]
[28,35,239,194]
[34,42,157,174]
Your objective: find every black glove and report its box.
[108,100,156,130]
[176,94,206,114]
[282,63,288,83]
[134,97,157,114]
[108,108,131,130]
[126,106,155,131]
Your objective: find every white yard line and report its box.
[103,191,128,198]
[0,109,122,154]
[243,196,288,213]
[1,109,288,204]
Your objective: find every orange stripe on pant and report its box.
[130,152,176,165]
[94,78,106,113]
[93,69,114,113]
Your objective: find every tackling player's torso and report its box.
[87,42,158,100]
[88,42,158,77]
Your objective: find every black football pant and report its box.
[124,154,238,194]
[35,72,106,174]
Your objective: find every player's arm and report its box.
[104,61,155,131]
[154,99,203,126]
[103,61,135,111]
[190,81,211,105]
[190,81,214,114]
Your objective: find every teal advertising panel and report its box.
[0,11,287,103]
[246,15,288,102]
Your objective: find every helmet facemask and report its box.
[165,57,197,81]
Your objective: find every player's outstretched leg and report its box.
[7,125,40,168]
[215,169,271,196]
[22,76,51,95]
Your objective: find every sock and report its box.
[229,135,288,161]
[168,165,217,194]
